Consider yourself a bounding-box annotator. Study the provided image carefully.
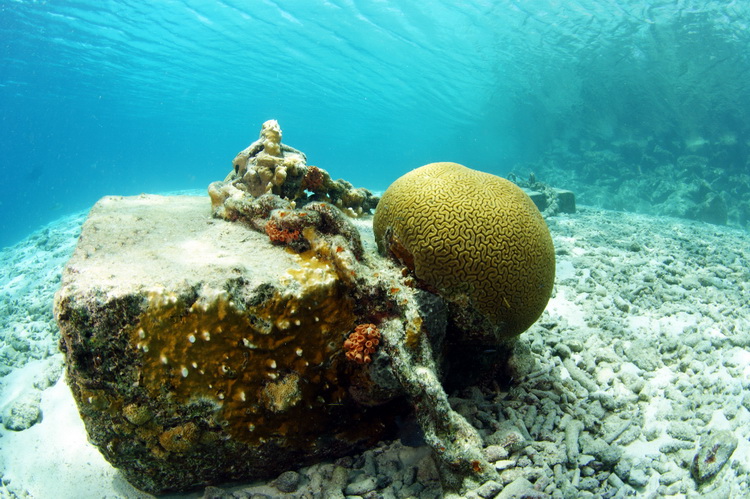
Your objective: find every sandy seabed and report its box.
[1,200,749,498]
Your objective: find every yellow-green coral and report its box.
[261,373,302,413]
[373,162,555,339]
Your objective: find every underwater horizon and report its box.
[1,0,749,247]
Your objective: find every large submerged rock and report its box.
[53,195,411,492]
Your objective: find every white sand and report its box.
[0,368,144,499]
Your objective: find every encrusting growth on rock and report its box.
[343,323,381,364]
[264,219,302,246]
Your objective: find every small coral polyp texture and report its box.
[373,162,556,340]
[264,219,301,245]
[344,323,381,364]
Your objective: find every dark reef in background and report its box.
[513,138,747,227]
[496,7,749,228]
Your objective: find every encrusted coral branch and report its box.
[210,120,378,218]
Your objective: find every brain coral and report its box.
[373,162,555,340]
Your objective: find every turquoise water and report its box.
[1,0,749,247]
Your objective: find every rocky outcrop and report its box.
[53,195,408,493]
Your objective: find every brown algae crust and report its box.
[130,255,357,446]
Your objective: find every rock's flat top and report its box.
[62,195,296,295]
